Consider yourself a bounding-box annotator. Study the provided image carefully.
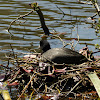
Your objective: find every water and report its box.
[0,0,100,62]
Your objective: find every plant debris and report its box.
[0,46,100,100]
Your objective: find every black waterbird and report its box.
[40,39,87,64]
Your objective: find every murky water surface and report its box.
[0,0,100,63]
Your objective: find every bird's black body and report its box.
[40,39,87,64]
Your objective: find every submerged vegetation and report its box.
[0,0,100,100]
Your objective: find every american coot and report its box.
[40,39,87,64]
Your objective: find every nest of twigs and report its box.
[0,46,99,100]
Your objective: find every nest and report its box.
[1,46,99,100]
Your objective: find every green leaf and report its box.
[88,72,100,97]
